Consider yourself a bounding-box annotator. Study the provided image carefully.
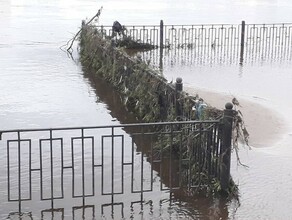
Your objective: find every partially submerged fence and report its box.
[96,21,292,64]
[0,110,234,217]
[243,22,292,62]
[79,23,234,194]
[0,21,238,218]
[98,22,241,48]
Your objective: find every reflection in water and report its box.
[83,70,240,219]
[138,41,292,71]
[5,194,238,219]
[5,191,236,219]
[83,68,140,125]
[5,197,233,220]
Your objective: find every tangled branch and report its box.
[60,7,103,53]
[232,98,250,168]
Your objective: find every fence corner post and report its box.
[239,20,246,65]
[220,102,234,192]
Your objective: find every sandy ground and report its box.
[185,86,286,148]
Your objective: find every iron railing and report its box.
[97,23,241,48]
[243,23,292,62]
[95,21,292,64]
[0,120,224,218]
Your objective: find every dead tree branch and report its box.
[61,7,103,53]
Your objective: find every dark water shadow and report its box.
[3,64,239,220]
[81,67,240,219]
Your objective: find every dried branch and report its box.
[60,7,103,53]
[231,98,250,168]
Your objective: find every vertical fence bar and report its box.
[50,129,54,209]
[169,125,173,191]
[81,129,85,205]
[140,126,144,201]
[17,131,21,213]
[240,20,246,64]
[101,134,104,194]
[71,136,75,198]
[159,20,164,70]
[111,127,114,204]
[7,138,11,202]
[175,77,183,118]
[220,103,234,192]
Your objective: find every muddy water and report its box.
[1,0,292,219]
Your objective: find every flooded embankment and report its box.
[2,0,292,219]
[185,87,287,148]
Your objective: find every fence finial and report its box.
[225,102,233,110]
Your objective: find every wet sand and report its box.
[185,87,286,148]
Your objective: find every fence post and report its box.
[101,25,104,38]
[220,102,234,192]
[160,20,164,48]
[239,20,246,64]
[175,77,183,92]
[175,77,183,118]
[159,20,164,70]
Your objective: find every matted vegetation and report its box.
[76,15,248,198]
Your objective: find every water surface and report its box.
[1,0,292,219]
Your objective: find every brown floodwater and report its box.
[1,0,292,219]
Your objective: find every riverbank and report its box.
[185,87,287,148]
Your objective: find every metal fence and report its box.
[243,23,292,62]
[0,119,228,218]
[96,21,292,64]
[97,22,241,48]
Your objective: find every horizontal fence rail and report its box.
[95,21,292,65]
[0,120,225,218]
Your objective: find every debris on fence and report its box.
[114,35,157,50]
[193,98,208,120]
[231,98,250,168]
[110,21,157,50]
[78,22,251,197]
[112,20,125,37]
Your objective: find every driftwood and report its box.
[61,7,103,53]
